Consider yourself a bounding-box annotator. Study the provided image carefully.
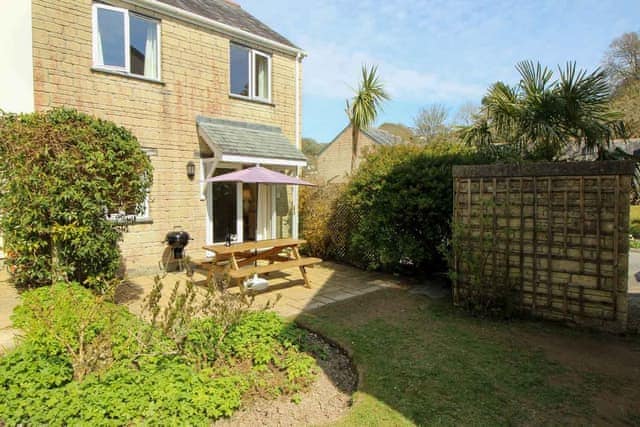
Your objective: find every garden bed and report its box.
[0,281,357,425]
[216,331,357,426]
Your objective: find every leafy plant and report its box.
[10,282,167,381]
[1,279,318,424]
[0,108,152,289]
[459,61,626,161]
[349,141,486,272]
[346,65,390,172]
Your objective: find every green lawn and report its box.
[297,288,640,426]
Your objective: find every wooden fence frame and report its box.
[452,161,636,332]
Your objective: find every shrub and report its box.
[1,280,317,424]
[0,108,152,289]
[11,282,169,381]
[346,142,488,272]
[0,343,247,426]
[301,142,486,272]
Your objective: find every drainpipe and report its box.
[293,51,303,239]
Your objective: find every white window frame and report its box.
[106,150,153,224]
[229,43,272,103]
[106,188,151,224]
[92,3,161,80]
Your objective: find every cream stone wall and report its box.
[316,125,377,184]
[31,0,301,275]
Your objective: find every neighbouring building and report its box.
[0,0,307,275]
[315,124,401,183]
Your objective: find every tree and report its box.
[301,137,325,157]
[346,65,390,172]
[603,31,640,90]
[453,101,479,127]
[459,61,626,160]
[413,104,449,142]
[611,80,640,137]
[301,137,325,171]
[0,108,153,288]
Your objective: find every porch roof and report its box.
[197,116,307,166]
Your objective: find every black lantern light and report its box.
[186,161,195,180]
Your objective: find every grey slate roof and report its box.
[318,125,401,155]
[362,128,402,146]
[157,0,297,48]
[197,116,307,162]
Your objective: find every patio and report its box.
[116,261,403,319]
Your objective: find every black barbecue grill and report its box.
[164,230,192,271]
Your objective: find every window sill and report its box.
[229,93,275,107]
[108,216,154,225]
[91,67,165,85]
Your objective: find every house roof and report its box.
[157,0,297,48]
[362,127,402,146]
[562,138,640,160]
[197,116,307,162]
[318,124,402,155]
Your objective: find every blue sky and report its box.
[240,0,640,142]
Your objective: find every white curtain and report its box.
[257,185,272,240]
[95,20,104,65]
[255,55,267,98]
[143,24,158,79]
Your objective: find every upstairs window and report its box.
[93,4,160,80]
[230,43,271,102]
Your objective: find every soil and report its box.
[214,331,357,427]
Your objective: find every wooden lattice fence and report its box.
[452,161,635,332]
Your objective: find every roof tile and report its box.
[197,116,307,162]
[157,0,297,48]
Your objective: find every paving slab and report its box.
[121,261,403,319]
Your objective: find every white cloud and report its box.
[302,41,484,103]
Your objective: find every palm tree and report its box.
[459,61,626,160]
[346,65,390,172]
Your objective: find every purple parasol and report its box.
[204,166,316,186]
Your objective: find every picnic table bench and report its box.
[199,238,322,290]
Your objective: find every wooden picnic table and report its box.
[201,238,322,290]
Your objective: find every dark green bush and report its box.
[0,108,152,289]
[302,142,485,272]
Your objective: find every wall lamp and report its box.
[186,161,196,180]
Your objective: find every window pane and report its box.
[275,185,292,239]
[254,54,269,99]
[230,44,250,96]
[130,15,158,78]
[212,169,237,242]
[96,8,125,68]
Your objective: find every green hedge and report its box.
[302,142,487,273]
[0,108,152,289]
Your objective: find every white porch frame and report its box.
[197,126,306,255]
[203,161,298,255]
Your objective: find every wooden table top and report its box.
[203,238,306,255]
